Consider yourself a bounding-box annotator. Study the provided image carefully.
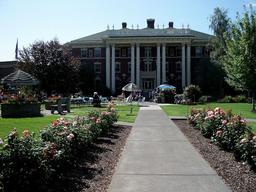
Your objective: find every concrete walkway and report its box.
[108,104,231,192]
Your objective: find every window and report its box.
[95,78,101,89]
[88,49,93,57]
[121,48,127,57]
[81,48,87,58]
[144,61,153,72]
[176,61,181,73]
[166,62,169,73]
[128,62,131,73]
[115,48,121,57]
[128,48,131,57]
[144,47,152,57]
[195,47,202,57]
[94,62,101,73]
[115,62,121,73]
[176,47,181,57]
[169,47,175,57]
[94,48,101,57]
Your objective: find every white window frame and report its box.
[81,48,87,58]
[88,49,93,57]
[196,47,202,57]
[176,61,181,73]
[115,48,121,57]
[115,62,121,73]
[94,62,101,73]
[166,61,169,73]
[94,48,101,57]
[128,62,131,73]
[145,47,152,57]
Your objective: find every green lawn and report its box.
[66,104,140,123]
[0,104,139,139]
[161,103,256,119]
[248,122,256,133]
[0,116,58,139]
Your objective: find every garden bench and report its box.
[50,97,70,114]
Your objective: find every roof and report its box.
[1,69,39,86]
[67,27,214,45]
[0,61,16,69]
[0,61,16,80]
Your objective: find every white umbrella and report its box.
[122,83,140,92]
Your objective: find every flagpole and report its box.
[15,38,18,61]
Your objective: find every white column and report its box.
[162,43,166,83]
[187,43,191,85]
[157,43,161,86]
[182,43,186,88]
[106,44,110,88]
[136,44,140,87]
[111,44,115,94]
[131,44,135,83]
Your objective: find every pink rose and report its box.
[96,118,101,124]
[67,133,75,141]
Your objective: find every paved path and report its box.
[108,104,231,192]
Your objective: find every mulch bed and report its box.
[173,120,256,192]
[48,124,132,192]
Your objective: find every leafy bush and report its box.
[201,108,226,138]
[236,95,248,103]
[198,95,215,104]
[218,95,234,103]
[189,106,255,171]
[235,135,256,170]
[174,94,185,104]
[212,116,251,151]
[218,95,248,103]
[0,103,118,191]
[183,84,202,102]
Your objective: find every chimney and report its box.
[169,21,174,28]
[147,19,155,29]
[122,22,127,29]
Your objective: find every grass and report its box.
[161,102,256,119]
[0,116,58,139]
[0,104,140,139]
[248,122,256,133]
[66,104,140,123]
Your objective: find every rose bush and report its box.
[0,103,118,191]
[189,107,255,171]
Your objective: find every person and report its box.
[92,92,101,107]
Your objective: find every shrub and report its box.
[236,95,248,103]
[0,104,118,191]
[235,134,256,170]
[201,108,226,138]
[189,106,256,171]
[174,94,185,104]
[183,84,202,102]
[218,95,233,103]
[212,116,251,151]
[0,129,49,191]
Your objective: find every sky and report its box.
[0,0,255,61]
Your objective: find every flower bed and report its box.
[1,103,41,118]
[188,107,256,171]
[0,102,118,191]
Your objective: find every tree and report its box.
[18,39,80,95]
[221,6,256,111]
[209,7,231,61]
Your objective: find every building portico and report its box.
[67,19,213,96]
[105,39,195,94]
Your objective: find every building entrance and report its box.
[142,78,155,100]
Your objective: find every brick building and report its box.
[67,19,213,96]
